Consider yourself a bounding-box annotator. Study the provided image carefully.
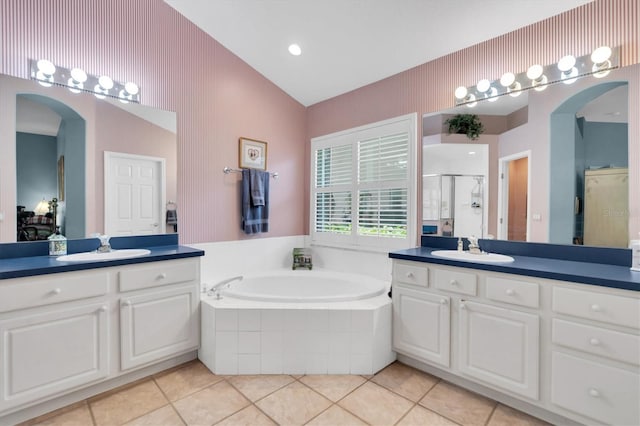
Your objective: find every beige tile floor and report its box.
[22,360,551,426]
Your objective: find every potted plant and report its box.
[444,114,485,140]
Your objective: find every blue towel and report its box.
[250,169,265,206]
[242,169,269,234]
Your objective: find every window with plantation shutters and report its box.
[311,114,417,250]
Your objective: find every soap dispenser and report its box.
[457,237,463,252]
[48,226,67,256]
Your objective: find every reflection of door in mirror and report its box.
[104,152,166,236]
[498,152,530,242]
[16,95,86,240]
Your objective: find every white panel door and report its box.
[105,152,165,236]
[459,300,539,400]
[120,284,199,371]
[392,286,450,367]
[0,303,109,411]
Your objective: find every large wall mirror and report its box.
[0,74,177,243]
[421,63,637,249]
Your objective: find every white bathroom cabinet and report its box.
[0,257,200,419]
[391,259,640,426]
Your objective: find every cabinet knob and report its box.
[460,302,467,310]
[440,298,447,305]
[505,289,515,295]
[405,272,414,279]
[588,388,600,398]
[590,304,601,312]
[158,273,167,280]
[122,300,132,307]
[449,279,458,286]
[99,305,108,312]
[589,338,601,346]
[52,288,62,295]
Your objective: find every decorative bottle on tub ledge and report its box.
[48,226,67,256]
[292,248,312,270]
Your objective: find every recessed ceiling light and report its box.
[288,43,302,56]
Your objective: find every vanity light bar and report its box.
[29,59,140,104]
[453,46,619,107]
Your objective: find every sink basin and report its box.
[56,249,151,262]
[431,250,515,264]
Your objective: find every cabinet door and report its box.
[120,284,199,370]
[459,300,539,400]
[392,286,450,367]
[0,303,109,412]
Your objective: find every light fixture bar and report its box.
[454,46,619,107]
[29,59,140,104]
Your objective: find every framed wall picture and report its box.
[239,137,267,170]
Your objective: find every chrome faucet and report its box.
[467,236,481,254]
[206,275,243,299]
[96,235,111,253]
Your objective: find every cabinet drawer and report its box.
[551,351,639,425]
[486,276,539,308]
[393,262,428,287]
[552,319,640,366]
[433,268,477,296]
[119,259,198,292]
[552,287,640,329]
[0,271,109,313]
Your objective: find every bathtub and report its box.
[199,269,395,375]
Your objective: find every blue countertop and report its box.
[0,234,204,280]
[390,246,640,292]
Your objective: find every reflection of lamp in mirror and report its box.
[94,75,114,99]
[68,68,87,93]
[527,64,548,91]
[34,198,49,215]
[119,82,139,103]
[35,59,56,87]
[558,55,578,84]
[476,79,498,102]
[591,46,612,78]
[499,72,522,97]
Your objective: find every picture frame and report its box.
[239,137,267,170]
[57,155,65,201]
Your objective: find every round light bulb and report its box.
[36,70,54,87]
[557,55,576,72]
[591,46,612,64]
[465,93,477,108]
[500,72,515,87]
[476,79,491,93]
[118,89,130,103]
[533,75,548,91]
[37,59,56,76]
[124,82,139,95]
[70,67,87,83]
[486,87,498,101]
[454,86,468,100]
[99,75,114,90]
[288,43,302,56]
[509,81,522,97]
[592,63,611,78]
[526,64,544,80]
[561,67,579,84]
[94,84,106,99]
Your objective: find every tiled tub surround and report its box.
[389,237,640,426]
[0,235,204,425]
[200,292,395,375]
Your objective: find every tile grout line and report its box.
[484,402,499,426]
[151,376,190,426]
[85,400,98,426]
[221,375,294,425]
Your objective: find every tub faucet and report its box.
[206,275,243,299]
[96,235,111,253]
[467,236,481,254]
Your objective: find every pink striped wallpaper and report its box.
[1,0,307,244]
[2,0,638,244]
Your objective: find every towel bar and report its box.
[223,166,279,178]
